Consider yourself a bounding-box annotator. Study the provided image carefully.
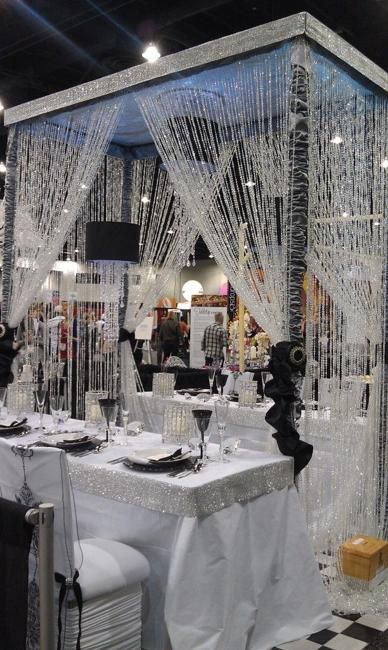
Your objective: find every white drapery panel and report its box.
[300,51,388,611]
[4,99,123,328]
[136,45,292,343]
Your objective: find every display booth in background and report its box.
[2,13,387,612]
[190,295,228,368]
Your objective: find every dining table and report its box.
[138,391,274,452]
[5,413,333,650]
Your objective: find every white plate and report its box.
[126,447,190,466]
[41,432,96,447]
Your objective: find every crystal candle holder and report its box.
[85,390,108,427]
[162,405,191,444]
[152,372,175,398]
[238,380,258,408]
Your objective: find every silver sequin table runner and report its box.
[68,434,293,518]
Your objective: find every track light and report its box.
[142,44,161,63]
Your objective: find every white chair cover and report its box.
[0,439,76,578]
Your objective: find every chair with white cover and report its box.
[0,439,150,650]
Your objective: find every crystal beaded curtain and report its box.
[123,158,197,333]
[121,158,197,425]
[136,45,292,343]
[3,99,123,328]
[300,52,388,612]
[68,156,124,416]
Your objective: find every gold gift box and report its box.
[340,536,388,585]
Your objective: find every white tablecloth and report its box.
[139,392,274,452]
[7,417,332,650]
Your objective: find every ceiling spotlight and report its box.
[74,248,79,253]
[142,44,161,63]
[167,229,174,235]
[80,183,88,189]
[0,162,6,174]
[381,159,388,169]
[374,221,381,226]
[66,255,72,262]
[208,253,214,259]
[330,135,343,145]
[244,180,256,188]
[141,196,150,204]
[63,208,69,214]
[341,211,349,217]
[0,101,4,112]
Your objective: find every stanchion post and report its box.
[39,503,55,650]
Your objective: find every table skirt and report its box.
[74,485,332,650]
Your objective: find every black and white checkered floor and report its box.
[271,613,388,649]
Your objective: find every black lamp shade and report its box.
[85,222,140,263]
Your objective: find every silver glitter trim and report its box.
[305,15,388,94]
[5,13,388,129]
[4,14,307,126]
[68,458,293,517]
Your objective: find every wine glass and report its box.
[120,392,130,437]
[50,394,64,433]
[99,397,118,445]
[34,384,47,433]
[215,399,230,463]
[208,366,216,397]
[215,372,225,398]
[192,409,212,466]
[61,379,71,428]
[0,387,7,420]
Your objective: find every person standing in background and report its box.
[159,311,181,362]
[201,312,227,366]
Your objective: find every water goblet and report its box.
[0,387,7,420]
[215,399,230,463]
[34,384,47,433]
[99,397,118,445]
[50,394,64,433]
[192,409,212,466]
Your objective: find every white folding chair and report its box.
[0,439,150,650]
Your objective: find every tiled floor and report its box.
[272,613,388,650]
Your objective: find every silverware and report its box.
[106,456,127,465]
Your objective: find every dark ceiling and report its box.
[1,0,387,256]
[1,0,388,151]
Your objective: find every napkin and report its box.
[0,417,28,429]
[61,435,90,444]
[148,448,184,463]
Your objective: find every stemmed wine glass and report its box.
[120,392,130,438]
[215,399,230,463]
[99,397,118,445]
[61,379,71,428]
[34,383,47,433]
[0,387,7,420]
[215,372,225,399]
[207,366,216,397]
[192,409,212,466]
[50,394,64,433]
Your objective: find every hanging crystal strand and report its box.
[137,46,292,343]
[298,48,388,613]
